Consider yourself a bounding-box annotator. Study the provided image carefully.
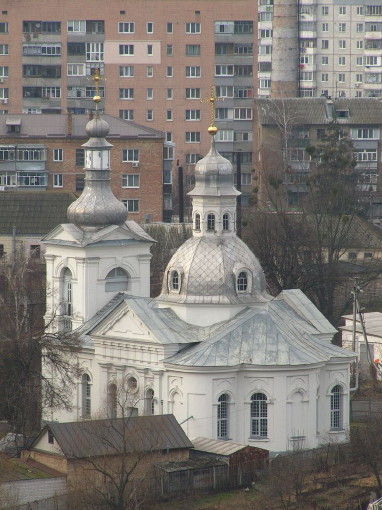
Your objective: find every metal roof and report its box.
[341,311,382,338]
[191,437,262,456]
[37,415,193,459]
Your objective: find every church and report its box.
[42,102,356,454]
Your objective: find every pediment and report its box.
[94,303,160,343]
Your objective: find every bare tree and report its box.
[0,254,82,442]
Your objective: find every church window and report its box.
[330,385,342,430]
[127,376,138,391]
[145,388,155,415]
[107,383,117,419]
[171,271,179,290]
[250,393,267,437]
[62,268,72,316]
[82,374,91,418]
[105,267,129,292]
[217,394,229,439]
[194,213,200,230]
[223,213,229,231]
[237,271,248,292]
[207,213,215,231]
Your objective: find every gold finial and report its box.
[88,67,105,110]
[201,86,224,136]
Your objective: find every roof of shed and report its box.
[191,437,267,456]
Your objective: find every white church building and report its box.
[42,108,356,453]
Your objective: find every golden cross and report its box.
[88,67,105,108]
[200,86,224,129]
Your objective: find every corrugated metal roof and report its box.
[191,437,253,456]
[38,415,193,459]
[0,191,76,235]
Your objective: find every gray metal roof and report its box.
[341,311,382,338]
[37,415,193,459]
[255,97,382,126]
[191,437,260,456]
[1,114,164,139]
[158,235,271,305]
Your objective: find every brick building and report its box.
[0,0,256,210]
[0,113,167,222]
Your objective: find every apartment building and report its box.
[258,0,382,100]
[0,114,165,223]
[254,97,382,211]
[0,0,256,210]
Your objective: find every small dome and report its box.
[86,117,109,138]
[158,236,270,305]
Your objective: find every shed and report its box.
[190,437,269,487]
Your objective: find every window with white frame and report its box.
[186,22,201,34]
[67,63,86,76]
[53,148,63,161]
[237,271,248,292]
[120,66,134,77]
[355,149,377,161]
[147,44,153,56]
[338,40,346,49]
[122,199,139,212]
[118,22,135,33]
[356,23,363,32]
[338,73,345,82]
[215,86,233,98]
[185,109,200,121]
[322,23,329,32]
[339,6,346,14]
[357,40,363,49]
[0,44,8,55]
[339,23,346,32]
[119,88,134,100]
[119,44,134,56]
[215,65,234,76]
[330,385,342,430]
[322,56,329,65]
[86,42,103,62]
[215,129,234,142]
[167,44,173,56]
[119,110,134,121]
[217,394,229,439]
[321,73,329,82]
[146,109,153,121]
[186,88,200,99]
[250,393,268,438]
[234,108,252,120]
[147,88,153,100]
[167,22,173,34]
[0,23,8,34]
[352,128,379,139]
[339,57,345,65]
[147,66,153,77]
[166,110,173,121]
[207,213,215,231]
[122,174,140,188]
[122,149,139,162]
[186,44,200,56]
[167,88,173,100]
[322,6,329,15]
[186,153,200,164]
[186,66,200,78]
[0,67,8,78]
[166,66,173,77]
[147,22,154,33]
[222,213,229,231]
[53,174,63,187]
[67,20,86,32]
[186,131,200,143]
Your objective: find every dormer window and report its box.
[168,268,181,293]
[223,213,229,231]
[237,271,248,292]
[207,213,215,231]
[194,213,201,231]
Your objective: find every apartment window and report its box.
[0,44,8,55]
[322,56,329,65]
[86,42,103,61]
[356,41,363,49]
[321,73,329,82]
[122,149,139,162]
[259,29,272,38]
[53,174,63,187]
[355,150,377,161]
[122,199,139,213]
[186,132,200,143]
[166,132,173,142]
[352,128,378,139]
[356,74,363,83]
[166,44,173,56]
[216,129,234,142]
[357,6,363,15]
[234,108,252,120]
[215,86,233,98]
[260,79,271,88]
[67,42,85,56]
[322,6,329,15]
[215,107,233,120]
[356,23,363,32]
[76,149,85,166]
[118,22,135,33]
[339,6,346,14]
[300,71,315,81]
[67,63,86,76]
[186,44,200,56]
[119,88,134,99]
[322,23,329,32]
[76,174,84,191]
[186,88,200,99]
[339,23,346,32]
[119,44,134,56]
[322,40,329,49]
[339,57,345,66]
[147,44,153,56]
[122,174,140,188]
[167,22,173,34]
[120,66,134,77]
[147,88,153,100]
[146,109,153,121]
[338,73,345,83]
[356,57,363,66]
[186,66,200,78]
[365,56,378,66]
[259,45,272,55]
[146,66,153,77]
[53,148,63,162]
[163,145,174,160]
[186,22,201,34]
[186,153,200,164]
[0,22,8,33]
[147,22,154,34]
[119,110,134,121]
[0,67,8,78]
[167,88,173,100]
[67,20,85,32]
[166,110,173,121]
[234,131,252,142]
[339,40,346,49]
[185,109,200,121]
[259,11,273,21]
[234,20,253,33]
[366,5,382,15]
[215,65,234,76]
[166,66,173,77]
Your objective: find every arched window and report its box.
[237,271,248,292]
[207,213,215,231]
[169,270,181,292]
[82,374,91,418]
[145,388,155,415]
[250,393,268,438]
[194,213,201,231]
[127,376,138,391]
[217,393,229,439]
[62,268,72,316]
[223,213,229,231]
[105,267,129,292]
[330,385,342,430]
[107,383,117,419]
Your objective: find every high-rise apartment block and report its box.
[259,0,382,100]
[0,1,256,209]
